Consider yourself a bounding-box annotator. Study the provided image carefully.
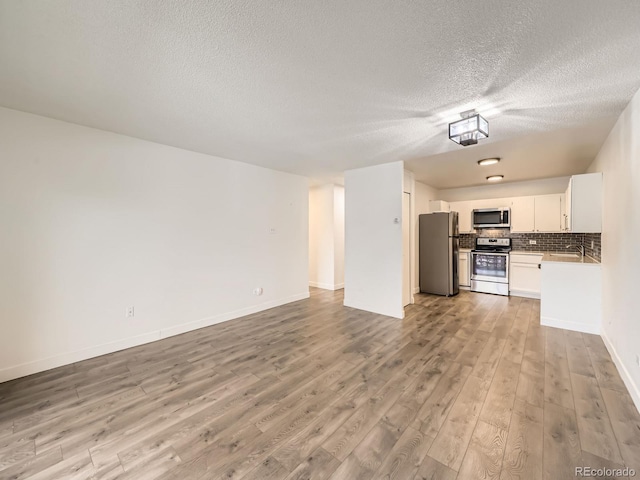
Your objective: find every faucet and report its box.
[566,244,585,257]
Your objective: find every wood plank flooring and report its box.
[1,289,639,479]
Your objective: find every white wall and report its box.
[0,107,309,382]
[587,87,640,411]
[344,161,404,318]
[308,184,344,290]
[438,176,570,202]
[414,181,439,293]
[333,186,345,288]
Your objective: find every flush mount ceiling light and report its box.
[486,175,504,182]
[449,109,489,146]
[477,157,500,166]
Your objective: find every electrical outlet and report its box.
[591,240,594,249]
[529,240,537,245]
[253,287,263,296]
[269,227,277,235]
[126,306,135,318]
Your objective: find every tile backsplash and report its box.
[460,231,601,261]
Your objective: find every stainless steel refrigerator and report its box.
[419,212,459,296]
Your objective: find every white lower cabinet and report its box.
[459,251,470,287]
[509,253,543,298]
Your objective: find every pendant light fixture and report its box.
[449,110,489,146]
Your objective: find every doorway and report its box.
[403,192,412,307]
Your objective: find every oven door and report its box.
[471,252,509,284]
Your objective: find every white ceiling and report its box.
[1,1,639,189]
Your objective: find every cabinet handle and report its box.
[538,264,541,269]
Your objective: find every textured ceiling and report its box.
[1,0,640,188]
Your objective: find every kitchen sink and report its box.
[549,253,581,258]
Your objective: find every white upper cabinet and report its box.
[509,194,563,233]
[451,198,511,233]
[449,201,474,233]
[473,198,511,210]
[564,180,572,231]
[510,197,535,232]
[450,190,577,235]
[534,194,564,232]
[564,173,602,233]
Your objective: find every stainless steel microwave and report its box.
[472,207,511,229]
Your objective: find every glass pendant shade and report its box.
[449,113,489,146]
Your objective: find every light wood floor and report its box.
[1,289,639,480]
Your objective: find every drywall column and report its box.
[309,184,344,290]
[344,161,404,318]
[587,86,640,412]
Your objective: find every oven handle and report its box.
[471,252,510,256]
[471,274,509,284]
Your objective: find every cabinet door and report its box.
[570,173,602,233]
[510,262,542,296]
[564,179,572,232]
[450,201,473,233]
[459,253,470,287]
[534,194,563,232]
[472,198,505,209]
[510,197,535,232]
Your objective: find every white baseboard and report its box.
[540,316,600,335]
[159,292,310,337]
[413,287,420,294]
[343,300,404,319]
[309,281,344,291]
[509,290,541,299]
[601,332,640,416]
[0,331,161,384]
[0,291,310,384]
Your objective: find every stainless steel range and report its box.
[471,237,511,296]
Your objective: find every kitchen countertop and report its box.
[467,249,600,265]
[541,253,600,265]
